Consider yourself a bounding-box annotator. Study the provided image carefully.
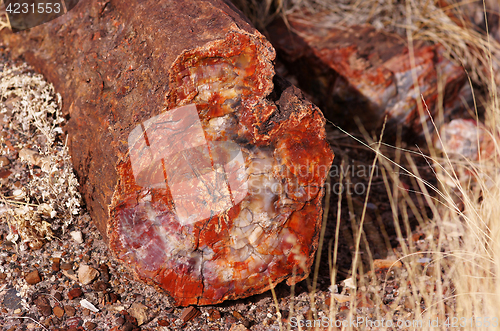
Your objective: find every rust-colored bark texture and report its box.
[268,12,468,136]
[0,0,334,305]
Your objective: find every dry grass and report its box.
[0,62,81,250]
[230,0,500,329]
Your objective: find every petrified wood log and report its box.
[268,12,468,136]
[0,0,334,305]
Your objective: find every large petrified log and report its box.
[268,12,469,136]
[0,0,333,305]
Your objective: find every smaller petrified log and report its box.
[268,12,469,136]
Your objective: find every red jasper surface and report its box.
[109,32,334,305]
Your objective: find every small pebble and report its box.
[66,317,82,328]
[122,322,135,331]
[65,305,76,317]
[52,258,61,272]
[53,305,65,318]
[180,306,201,323]
[60,262,73,270]
[208,309,221,321]
[93,281,109,292]
[54,292,63,301]
[67,288,83,300]
[128,302,149,326]
[99,264,110,282]
[25,269,41,285]
[115,317,125,326]
[84,321,97,330]
[81,299,99,312]
[229,324,249,331]
[3,288,22,310]
[0,156,10,167]
[78,264,99,285]
[109,292,119,303]
[157,318,170,326]
[34,297,51,317]
[70,231,83,244]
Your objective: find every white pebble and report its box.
[80,299,99,312]
[70,231,83,244]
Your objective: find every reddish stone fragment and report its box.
[53,305,65,318]
[67,288,83,300]
[268,12,468,135]
[180,306,201,323]
[25,269,41,285]
[1,0,333,306]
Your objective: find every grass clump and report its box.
[0,62,81,249]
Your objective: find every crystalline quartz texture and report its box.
[110,32,333,306]
[124,104,293,270]
[128,104,247,225]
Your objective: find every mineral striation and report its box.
[268,12,468,136]
[0,0,334,305]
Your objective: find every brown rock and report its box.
[115,317,125,326]
[52,258,61,272]
[208,309,221,321]
[82,308,90,316]
[67,288,83,300]
[229,324,249,331]
[60,262,73,271]
[128,302,149,326]
[2,0,333,306]
[0,169,11,179]
[64,305,76,317]
[84,321,97,330]
[0,156,10,167]
[77,264,99,285]
[25,269,41,285]
[157,318,170,326]
[232,311,244,320]
[92,281,109,292]
[53,305,65,318]
[109,292,119,304]
[54,292,63,301]
[180,306,201,323]
[34,296,51,317]
[99,264,110,282]
[122,322,135,331]
[121,310,138,326]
